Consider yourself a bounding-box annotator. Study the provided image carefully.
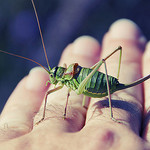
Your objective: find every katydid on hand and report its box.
[0,0,150,125]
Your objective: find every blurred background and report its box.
[0,0,150,112]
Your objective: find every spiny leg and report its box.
[78,59,114,120]
[90,46,122,80]
[36,86,63,125]
[102,46,122,80]
[103,59,123,123]
[75,47,122,122]
[63,88,71,119]
[102,59,114,121]
[116,46,122,80]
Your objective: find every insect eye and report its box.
[50,74,53,77]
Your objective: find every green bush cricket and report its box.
[0,0,150,124]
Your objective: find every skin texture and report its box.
[0,19,150,150]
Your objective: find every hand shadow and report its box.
[90,97,142,134]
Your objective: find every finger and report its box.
[35,36,101,132]
[0,67,49,139]
[86,19,146,134]
[142,42,150,141]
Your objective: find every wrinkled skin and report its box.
[0,19,150,150]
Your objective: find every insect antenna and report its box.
[0,49,49,73]
[0,0,51,74]
[31,0,51,71]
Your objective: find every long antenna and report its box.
[31,0,51,71]
[0,49,49,73]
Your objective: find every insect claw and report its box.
[63,113,66,120]
[111,117,118,122]
[111,117,128,125]
[35,118,44,125]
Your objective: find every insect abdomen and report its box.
[76,67,119,98]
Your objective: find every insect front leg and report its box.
[36,86,63,125]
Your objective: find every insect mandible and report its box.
[0,0,150,124]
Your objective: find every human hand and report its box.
[0,19,150,150]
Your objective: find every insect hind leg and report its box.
[101,59,113,120]
[91,46,122,80]
[102,59,125,124]
[76,46,122,95]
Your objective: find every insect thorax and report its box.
[49,63,80,85]
[49,63,81,89]
[49,66,66,84]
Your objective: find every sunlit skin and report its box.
[3,0,150,125]
[0,19,150,149]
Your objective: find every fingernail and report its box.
[109,19,146,44]
[73,36,100,57]
[26,67,49,92]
